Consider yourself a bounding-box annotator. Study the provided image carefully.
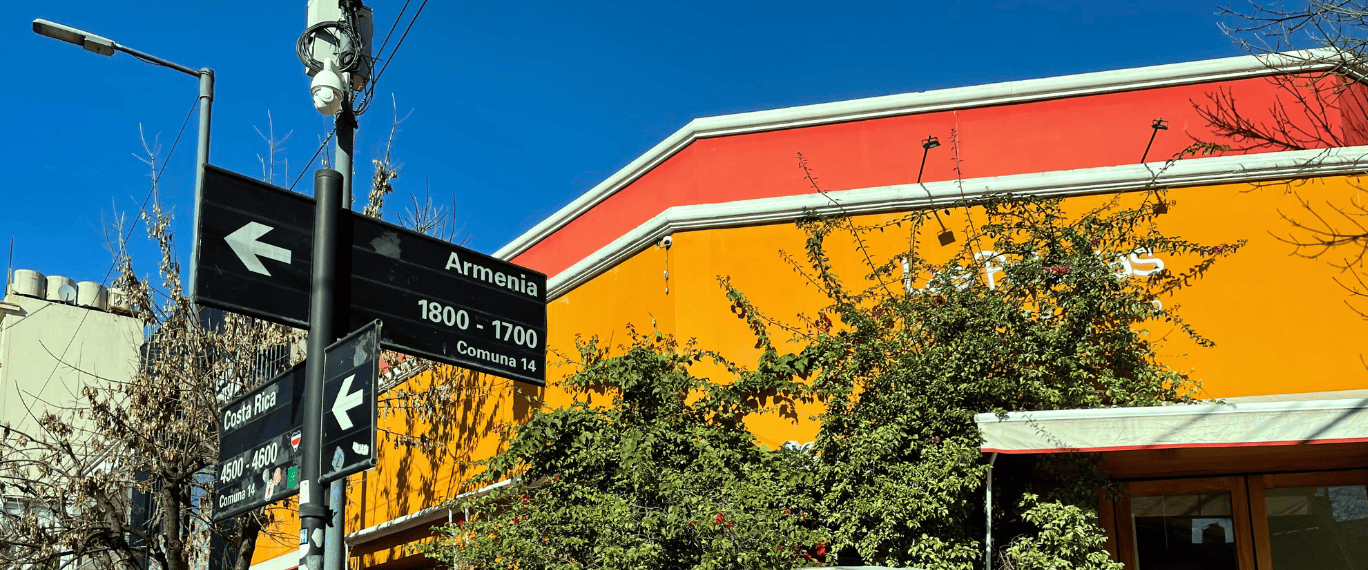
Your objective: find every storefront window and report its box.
[1131,492,1239,570]
[1263,485,1368,570]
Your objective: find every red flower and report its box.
[784,509,791,514]
[815,544,827,556]
[801,513,808,519]
[457,520,465,526]
[714,513,725,525]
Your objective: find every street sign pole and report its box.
[326,81,358,570]
[300,168,343,570]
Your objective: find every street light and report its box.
[914,134,954,245]
[32,18,214,298]
[1140,117,1168,163]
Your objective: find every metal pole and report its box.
[301,169,343,570]
[323,93,358,570]
[984,452,998,570]
[335,98,356,208]
[326,479,345,570]
[189,68,213,306]
[1141,129,1159,164]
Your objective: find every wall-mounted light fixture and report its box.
[1140,117,1168,163]
[915,135,955,245]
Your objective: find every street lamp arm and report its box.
[33,16,214,313]
[112,43,202,78]
[32,19,202,78]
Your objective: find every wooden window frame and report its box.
[1117,476,1257,570]
[1247,469,1368,570]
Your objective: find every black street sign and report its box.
[194,165,547,385]
[320,321,380,483]
[213,364,305,522]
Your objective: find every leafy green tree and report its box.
[427,330,830,570]
[431,181,1238,569]
[1000,494,1121,570]
[788,193,1232,568]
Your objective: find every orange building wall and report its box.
[251,177,1368,569]
[540,176,1368,449]
[250,182,1368,569]
[251,72,1368,568]
[251,367,529,567]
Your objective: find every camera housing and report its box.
[311,59,345,115]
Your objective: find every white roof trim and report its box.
[497,49,1340,263]
[344,478,516,547]
[1224,388,1368,403]
[975,397,1368,453]
[248,552,297,570]
[540,145,1368,300]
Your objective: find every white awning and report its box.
[975,398,1368,454]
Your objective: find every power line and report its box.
[110,94,199,275]
[356,0,427,114]
[289,128,338,192]
[153,96,200,186]
[371,0,412,68]
[372,0,427,88]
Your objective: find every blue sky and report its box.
[2,1,1245,289]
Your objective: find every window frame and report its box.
[1118,476,1257,570]
[1247,469,1368,570]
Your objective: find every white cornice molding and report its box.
[497,50,1341,263]
[542,145,1368,301]
[344,478,516,548]
[248,553,298,570]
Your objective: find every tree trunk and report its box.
[232,511,264,570]
[159,484,185,570]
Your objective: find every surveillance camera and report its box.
[311,59,346,115]
[659,235,673,249]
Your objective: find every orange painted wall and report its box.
[514,75,1352,279]
[539,175,1368,447]
[250,175,1368,568]
[250,367,531,567]
[250,71,1368,568]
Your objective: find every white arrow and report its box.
[225,222,292,276]
[331,374,364,430]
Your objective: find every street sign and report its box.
[213,364,305,522]
[194,165,547,385]
[320,321,380,483]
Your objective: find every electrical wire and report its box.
[153,96,200,186]
[371,0,412,70]
[371,0,428,90]
[289,128,338,193]
[356,0,428,115]
[296,21,365,74]
[354,0,412,115]
[108,94,199,271]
